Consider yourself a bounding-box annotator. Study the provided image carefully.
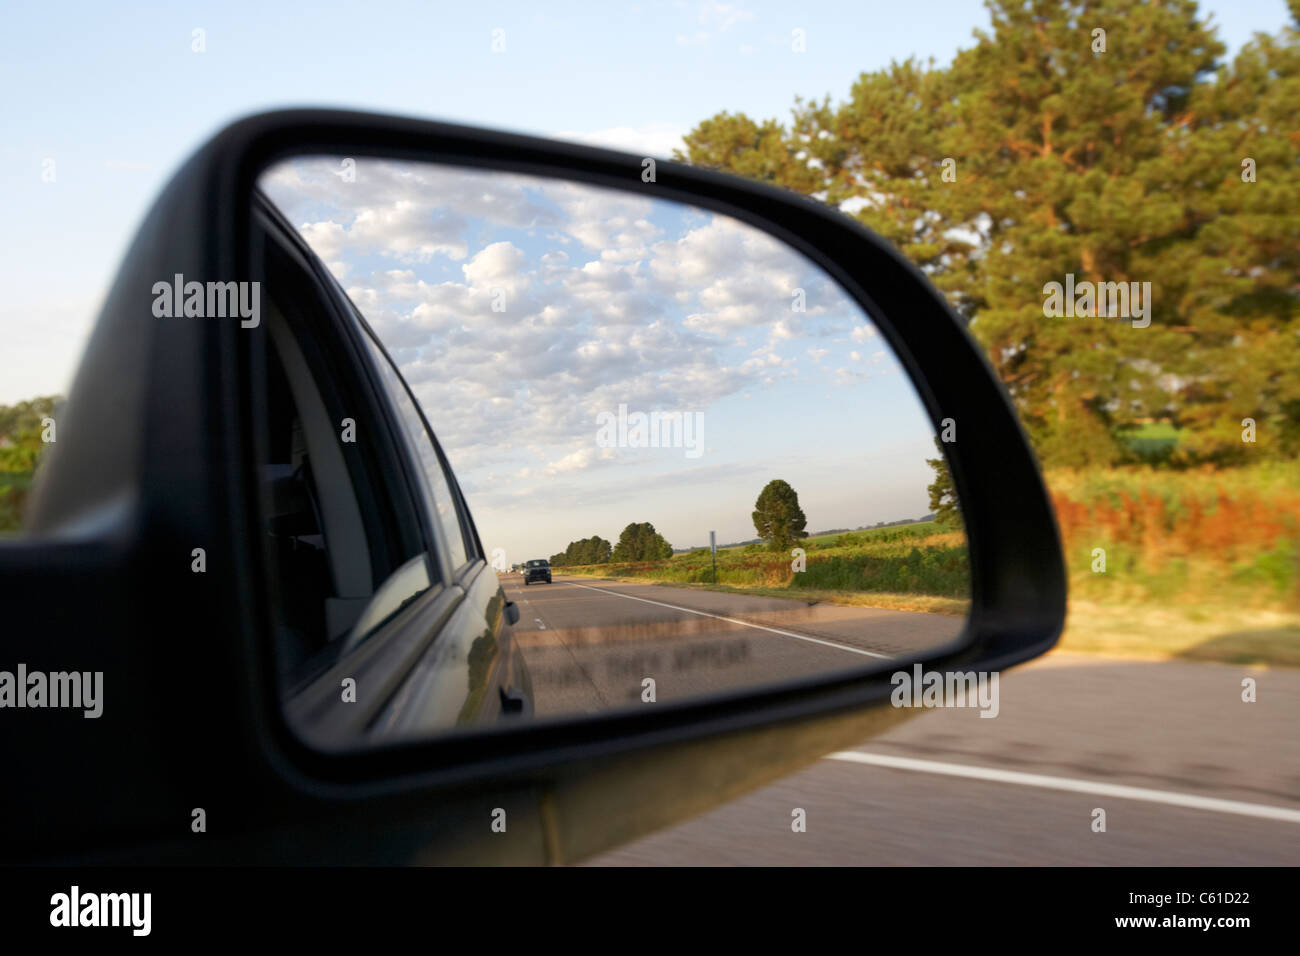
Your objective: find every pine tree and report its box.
[677,1,1300,468]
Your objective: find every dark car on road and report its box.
[523,559,552,585]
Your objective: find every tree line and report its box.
[549,522,673,566]
[550,478,824,566]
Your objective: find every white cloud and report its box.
[650,217,800,333]
[262,156,880,490]
[462,241,527,288]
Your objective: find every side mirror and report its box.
[0,110,1064,864]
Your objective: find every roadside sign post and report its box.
[709,531,717,584]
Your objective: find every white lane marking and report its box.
[565,581,890,660]
[828,751,1300,824]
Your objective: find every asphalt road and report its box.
[501,574,964,716]
[501,574,1298,865]
[586,651,1300,865]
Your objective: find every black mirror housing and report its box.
[0,109,1065,864]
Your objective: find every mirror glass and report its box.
[256,155,969,747]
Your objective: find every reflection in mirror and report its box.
[257,157,969,748]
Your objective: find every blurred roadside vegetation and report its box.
[0,397,60,534]
[1048,461,1300,666]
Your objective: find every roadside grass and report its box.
[689,520,947,555]
[1059,600,1300,668]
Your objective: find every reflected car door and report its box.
[327,260,534,730]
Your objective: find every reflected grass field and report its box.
[562,521,970,598]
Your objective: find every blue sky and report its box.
[261,157,930,558]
